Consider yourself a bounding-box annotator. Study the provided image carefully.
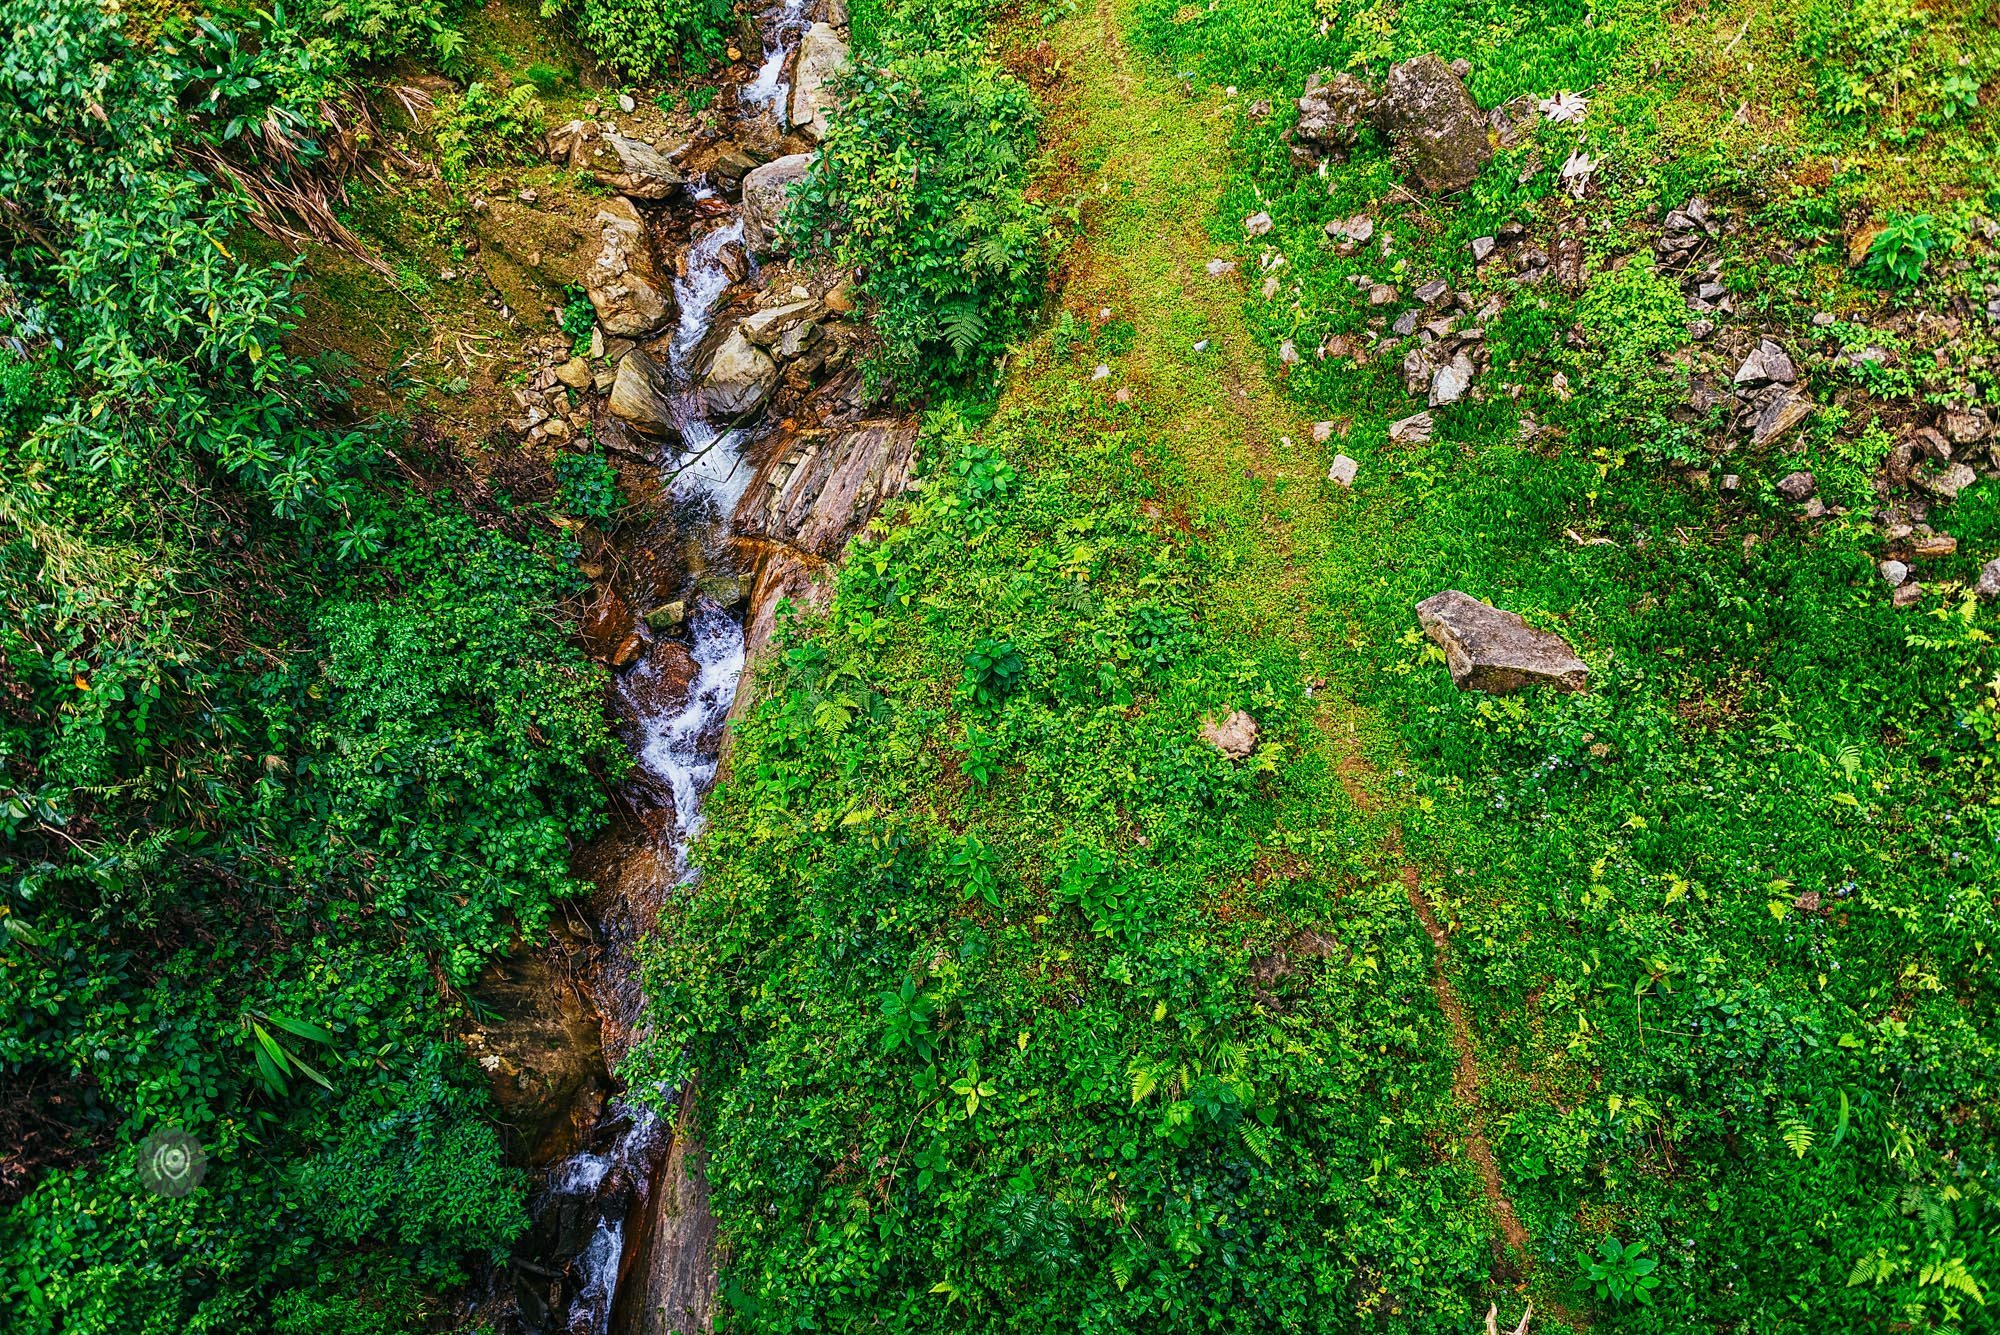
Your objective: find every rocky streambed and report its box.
[455,3,916,1330]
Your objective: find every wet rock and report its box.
[1416,589,1588,694]
[1753,391,1814,448]
[1327,454,1359,488]
[697,574,750,608]
[580,584,637,661]
[1977,558,2000,600]
[1200,710,1259,760]
[588,198,673,337]
[607,348,679,439]
[1733,338,1796,387]
[697,328,779,421]
[593,132,687,200]
[734,418,919,559]
[464,943,611,1165]
[1775,470,1816,502]
[610,631,645,669]
[1291,70,1376,168]
[643,600,688,632]
[710,146,764,194]
[606,1087,718,1335]
[790,23,850,140]
[1376,55,1491,193]
[741,152,814,254]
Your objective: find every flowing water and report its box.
[739,0,814,127]
[533,162,757,1335]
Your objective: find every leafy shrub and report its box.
[434,81,545,181]
[554,445,625,518]
[960,635,1024,707]
[786,45,1053,391]
[541,0,732,81]
[1862,213,1935,287]
[1578,1237,1663,1307]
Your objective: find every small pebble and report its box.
[1193,339,1210,352]
[617,93,636,113]
[1091,364,1111,380]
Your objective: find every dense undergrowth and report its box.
[787,0,1058,392]
[0,0,623,1329]
[629,394,1498,1328]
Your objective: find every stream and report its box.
[521,3,819,1330]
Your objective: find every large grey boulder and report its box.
[741,152,814,254]
[606,349,679,438]
[587,198,673,337]
[790,23,849,140]
[1376,56,1491,193]
[698,328,779,420]
[1416,590,1588,694]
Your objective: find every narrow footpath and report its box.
[1022,2,1584,1325]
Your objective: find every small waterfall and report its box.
[632,601,746,855]
[739,0,814,125]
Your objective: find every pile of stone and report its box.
[1378,278,1503,408]
[1290,55,1490,194]
[1731,337,1814,449]
[507,340,597,444]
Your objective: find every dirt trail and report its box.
[1034,1,1580,1324]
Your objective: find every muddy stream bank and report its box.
[458,4,915,1329]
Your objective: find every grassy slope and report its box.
[1025,0,1579,1319]
[1114,0,2000,1327]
